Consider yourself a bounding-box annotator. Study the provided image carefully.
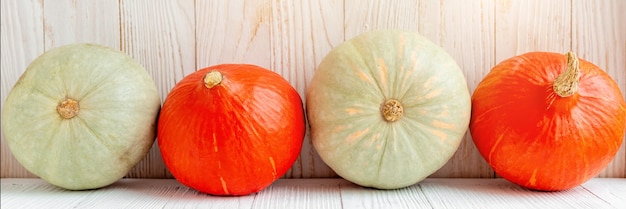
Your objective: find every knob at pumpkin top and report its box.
[57,97,80,119]
[203,70,223,89]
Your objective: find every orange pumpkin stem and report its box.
[57,97,79,119]
[204,70,223,89]
[553,52,581,97]
[381,99,403,122]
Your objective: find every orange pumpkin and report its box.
[157,64,305,196]
[470,51,626,191]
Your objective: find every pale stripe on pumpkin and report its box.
[269,157,277,178]
[219,176,229,194]
[376,58,389,95]
[345,128,370,145]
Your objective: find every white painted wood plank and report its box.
[344,0,419,38]
[420,178,624,209]
[418,0,496,178]
[2,178,624,209]
[119,0,196,178]
[195,0,271,68]
[42,0,120,49]
[494,0,572,61]
[268,0,344,178]
[0,178,256,209]
[0,0,44,178]
[340,182,432,209]
[571,0,626,178]
[579,178,626,207]
[252,179,343,209]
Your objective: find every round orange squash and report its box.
[470,52,626,191]
[157,64,305,196]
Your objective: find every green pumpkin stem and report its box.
[381,99,403,122]
[553,52,581,97]
[57,98,79,119]
[204,70,223,89]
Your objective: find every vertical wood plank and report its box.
[419,0,496,178]
[269,0,344,178]
[120,0,196,178]
[572,0,626,178]
[494,0,572,61]
[42,0,120,49]
[344,0,419,38]
[0,0,44,178]
[195,0,272,68]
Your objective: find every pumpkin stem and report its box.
[57,98,79,119]
[381,99,403,122]
[553,52,581,97]
[204,70,223,89]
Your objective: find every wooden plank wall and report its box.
[1,0,624,179]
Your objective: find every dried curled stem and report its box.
[553,52,581,97]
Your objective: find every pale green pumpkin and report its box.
[2,43,160,190]
[307,30,470,189]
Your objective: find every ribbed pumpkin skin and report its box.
[2,43,160,190]
[470,52,626,191]
[157,64,305,196]
[307,30,471,189]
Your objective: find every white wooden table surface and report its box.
[2,178,624,209]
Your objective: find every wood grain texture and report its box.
[340,182,432,209]
[253,179,343,208]
[0,0,44,178]
[119,0,196,178]
[418,0,496,178]
[419,179,625,208]
[1,0,625,179]
[268,0,344,178]
[344,0,420,37]
[43,0,120,49]
[2,178,625,208]
[196,0,271,67]
[494,0,572,60]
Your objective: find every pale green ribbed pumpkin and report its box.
[306,30,470,189]
[2,43,160,190]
